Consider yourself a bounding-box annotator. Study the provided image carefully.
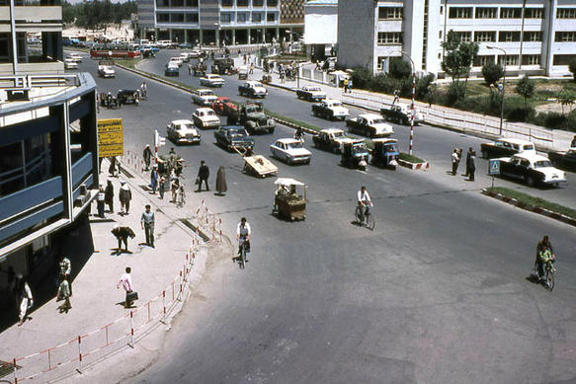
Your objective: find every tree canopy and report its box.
[63,0,137,30]
[441,30,479,81]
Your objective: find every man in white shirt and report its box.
[236,217,251,261]
[357,186,373,225]
[117,267,135,308]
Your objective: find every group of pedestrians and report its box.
[96,180,133,218]
[451,147,476,181]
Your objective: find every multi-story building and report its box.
[304,0,338,60]
[136,0,304,46]
[0,0,64,75]
[0,1,98,308]
[338,0,576,77]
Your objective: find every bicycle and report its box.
[542,259,556,291]
[355,205,375,230]
[236,237,248,270]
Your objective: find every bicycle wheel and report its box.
[354,206,363,225]
[365,212,375,230]
[545,268,554,291]
[239,244,246,270]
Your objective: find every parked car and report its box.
[214,125,255,152]
[296,86,327,102]
[166,119,201,145]
[270,138,312,165]
[169,56,183,67]
[238,81,268,98]
[191,89,218,106]
[312,99,349,121]
[165,66,179,77]
[497,153,566,187]
[380,104,423,126]
[211,96,237,116]
[97,59,116,78]
[312,128,350,153]
[64,58,78,70]
[549,149,576,172]
[200,74,225,87]
[480,138,536,159]
[346,113,394,138]
[192,107,221,129]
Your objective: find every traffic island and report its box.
[482,187,576,227]
[397,153,430,171]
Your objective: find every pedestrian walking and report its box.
[178,185,186,207]
[57,278,72,313]
[188,63,192,75]
[249,62,254,74]
[111,225,136,253]
[171,177,180,203]
[105,180,114,213]
[140,81,147,99]
[196,160,210,192]
[108,157,119,177]
[141,204,155,247]
[117,267,136,309]
[150,166,158,194]
[59,254,72,296]
[393,89,400,105]
[347,78,353,93]
[119,181,132,215]
[451,148,460,176]
[16,275,33,326]
[216,166,227,196]
[464,147,473,177]
[97,185,106,218]
[468,150,476,181]
[143,144,153,171]
[159,175,166,199]
[243,54,247,64]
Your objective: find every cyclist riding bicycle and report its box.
[236,217,251,262]
[357,186,373,224]
[535,235,555,282]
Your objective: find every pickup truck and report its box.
[238,81,267,98]
[346,113,394,138]
[311,99,349,121]
[380,104,423,126]
[296,86,327,102]
[227,102,275,135]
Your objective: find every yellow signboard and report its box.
[98,118,124,158]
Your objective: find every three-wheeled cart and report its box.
[232,146,278,178]
[371,138,399,169]
[273,178,307,221]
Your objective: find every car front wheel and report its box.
[525,175,535,187]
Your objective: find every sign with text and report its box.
[98,118,124,158]
[489,159,501,176]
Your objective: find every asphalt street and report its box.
[75,52,576,384]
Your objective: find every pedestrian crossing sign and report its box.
[489,159,500,175]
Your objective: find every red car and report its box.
[211,97,237,116]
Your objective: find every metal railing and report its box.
[0,73,79,89]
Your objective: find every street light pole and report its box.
[400,51,416,156]
[487,45,507,136]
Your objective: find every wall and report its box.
[304,4,337,45]
[337,0,375,71]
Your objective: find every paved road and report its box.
[76,53,576,384]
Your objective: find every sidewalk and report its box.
[0,158,219,383]
[238,57,574,152]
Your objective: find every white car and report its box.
[200,74,225,88]
[179,52,191,62]
[64,58,78,70]
[191,89,218,106]
[66,53,83,63]
[167,119,201,145]
[238,81,268,98]
[497,153,567,187]
[188,50,203,58]
[157,40,174,48]
[97,62,116,78]
[192,108,221,129]
[346,113,394,138]
[312,99,350,120]
[270,138,312,165]
[296,86,327,102]
[169,57,183,67]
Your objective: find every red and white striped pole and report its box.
[409,72,416,156]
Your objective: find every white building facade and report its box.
[304,0,338,58]
[338,0,576,77]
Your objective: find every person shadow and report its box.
[115,301,136,309]
[111,248,134,256]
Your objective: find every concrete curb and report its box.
[481,188,576,227]
[397,159,430,171]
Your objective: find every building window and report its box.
[156,13,170,22]
[171,13,185,22]
[524,8,543,19]
[156,0,169,7]
[377,32,402,45]
[498,55,518,66]
[452,32,472,42]
[475,7,497,19]
[474,55,495,67]
[185,13,198,22]
[499,31,521,42]
[220,12,233,23]
[524,31,542,42]
[449,7,472,19]
[237,0,248,6]
[378,7,403,20]
[252,12,262,22]
[377,56,387,71]
[522,55,541,65]
[500,8,522,19]
[266,12,276,22]
[237,12,248,23]
[253,0,263,6]
[555,31,576,42]
[474,31,496,42]
[557,8,576,19]
[221,0,233,6]
[553,54,576,65]
[267,0,278,7]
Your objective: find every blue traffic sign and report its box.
[489,159,500,176]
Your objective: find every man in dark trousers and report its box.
[467,150,476,181]
[111,225,136,253]
[143,145,153,171]
[196,160,210,192]
[464,147,473,177]
[140,205,155,247]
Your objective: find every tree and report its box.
[558,89,575,115]
[569,59,576,82]
[516,76,535,107]
[388,58,412,80]
[441,30,479,82]
[481,62,504,86]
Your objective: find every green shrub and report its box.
[506,106,536,122]
[481,63,504,85]
[445,82,466,106]
[389,58,412,80]
[350,67,373,89]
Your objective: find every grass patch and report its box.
[399,152,425,163]
[487,186,576,219]
[115,58,142,70]
[264,110,322,132]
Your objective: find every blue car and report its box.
[165,66,179,77]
